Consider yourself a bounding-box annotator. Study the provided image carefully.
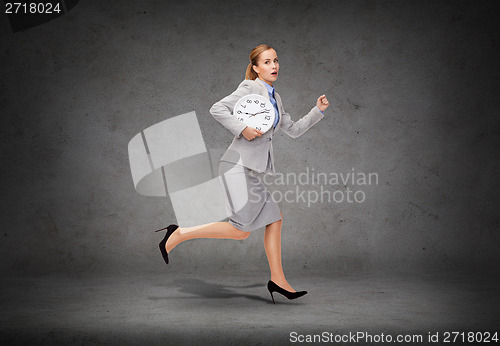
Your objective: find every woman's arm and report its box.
[278,95,330,138]
[210,80,256,138]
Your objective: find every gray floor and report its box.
[1,269,498,345]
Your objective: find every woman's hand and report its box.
[241,126,264,141]
[316,95,330,112]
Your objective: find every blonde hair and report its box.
[245,44,274,80]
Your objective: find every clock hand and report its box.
[253,110,270,115]
[243,112,262,118]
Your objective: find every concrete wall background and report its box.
[1,0,498,275]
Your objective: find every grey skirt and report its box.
[218,156,282,232]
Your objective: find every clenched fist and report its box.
[316,95,330,112]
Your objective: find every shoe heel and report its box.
[155,226,169,233]
[267,281,276,304]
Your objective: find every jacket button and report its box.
[267,138,271,141]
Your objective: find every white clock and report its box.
[233,94,276,133]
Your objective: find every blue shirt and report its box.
[261,81,280,128]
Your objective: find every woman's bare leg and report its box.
[165,222,250,253]
[264,211,296,292]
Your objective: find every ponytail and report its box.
[245,62,259,80]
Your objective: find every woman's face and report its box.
[253,49,279,86]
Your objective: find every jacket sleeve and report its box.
[279,104,325,139]
[210,80,255,138]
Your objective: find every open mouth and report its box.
[271,72,277,75]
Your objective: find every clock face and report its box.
[233,94,276,133]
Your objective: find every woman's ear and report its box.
[252,65,259,74]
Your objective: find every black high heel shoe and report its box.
[155,224,179,265]
[267,280,308,304]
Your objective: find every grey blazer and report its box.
[210,78,325,174]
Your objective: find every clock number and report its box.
[246,99,252,103]
[254,100,259,104]
[265,115,271,120]
[256,126,261,131]
[238,117,244,121]
[237,110,242,114]
[241,104,246,108]
[260,103,266,108]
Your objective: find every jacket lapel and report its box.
[255,78,270,99]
